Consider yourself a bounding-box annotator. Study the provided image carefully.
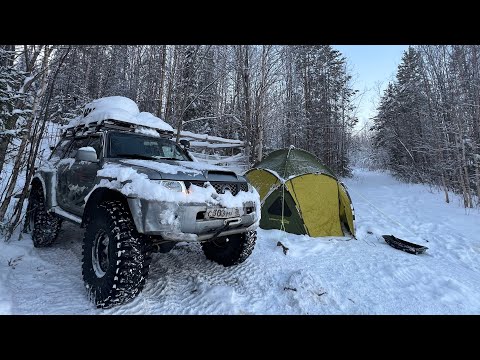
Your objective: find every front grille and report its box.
[188,181,249,196]
[212,183,238,196]
[189,181,205,188]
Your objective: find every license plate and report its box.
[206,208,242,219]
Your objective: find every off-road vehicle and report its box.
[28,97,260,308]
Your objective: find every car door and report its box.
[57,135,102,216]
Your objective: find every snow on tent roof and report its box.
[254,147,336,181]
[67,96,174,132]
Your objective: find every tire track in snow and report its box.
[126,235,351,315]
[108,242,272,314]
[5,223,95,314]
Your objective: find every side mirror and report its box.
[179,139,190,149]
[76,147,98,163]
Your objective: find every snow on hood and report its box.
[92,163,260,209]
[67,96,174,132]
[120,159,203,176]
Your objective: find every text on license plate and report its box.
[206,208,242,218]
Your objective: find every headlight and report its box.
[157,180,186,193]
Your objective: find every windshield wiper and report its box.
[115,153,157,160]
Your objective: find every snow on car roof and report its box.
[67,96,174,132]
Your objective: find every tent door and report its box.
[260,187,306,235]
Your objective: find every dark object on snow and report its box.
[382,235,428,255]
[277,241,289,255]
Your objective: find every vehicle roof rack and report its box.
[62,119,174,139]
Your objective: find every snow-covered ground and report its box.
[1,168,480,314]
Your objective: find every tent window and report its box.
[268,196,292,217]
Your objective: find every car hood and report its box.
[106,158,243,182]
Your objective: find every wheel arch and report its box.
[82,188,130,228]
[31,176,46,199]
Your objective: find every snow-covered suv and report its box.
[27,97,260,308]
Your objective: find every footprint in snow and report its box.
[284,269,328,300]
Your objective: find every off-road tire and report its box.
[82,200,152,308]
[201,230,256,267]
[28,185,62,247]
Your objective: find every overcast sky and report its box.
[334,45,410,130]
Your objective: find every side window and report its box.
[87,136,103,158]
[161,145,185,159]
[49,139,72,163]
[161,145,173,158]
[66,137,90,159]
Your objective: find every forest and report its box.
[1,45,480,239]
[372,46,480,209]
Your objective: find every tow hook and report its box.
[224,217,242,226]
[209,217,243,241]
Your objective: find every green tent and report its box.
[246,147,355,237]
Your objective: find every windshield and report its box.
[108,132,190,161]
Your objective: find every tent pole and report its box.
[280,146,294,232]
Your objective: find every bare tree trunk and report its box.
[156,45,167,118]
[256,117,263,162]
[241,46,252,163]
[436,145,450,204]
[0,134,12,177]
[454,133,470,208]
[164,45,177,122]
[457,119,473,208]
[0,125,34,221]
[460,135,473,208]
[284,46,293,147]
[475,155,480,205]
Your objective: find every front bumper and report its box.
[127,198,258,241]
